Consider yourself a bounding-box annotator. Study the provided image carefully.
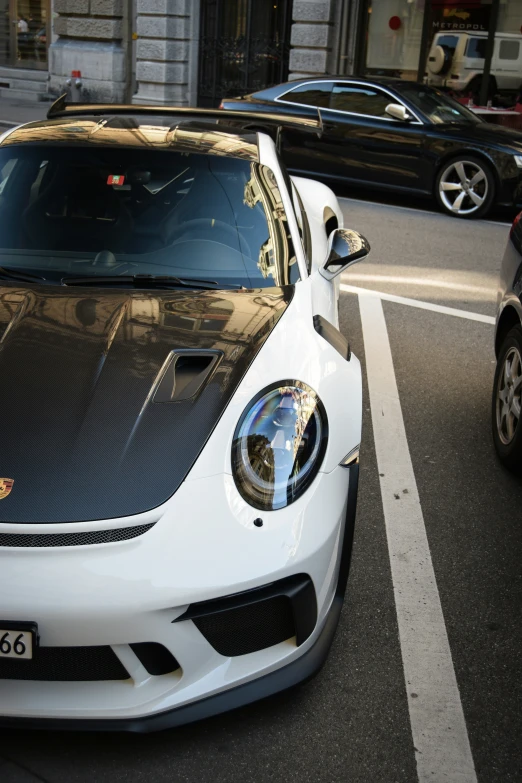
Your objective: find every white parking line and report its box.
[338,195,511,226]
[359,291,477,783]
[341,283,495,325]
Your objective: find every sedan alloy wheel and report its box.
[495,345,522,445]
[492,325,522,472]
[437,158,492,218]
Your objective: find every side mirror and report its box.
[320,228,370,280]
[385,102,413,122]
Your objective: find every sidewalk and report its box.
[0,96,48,127]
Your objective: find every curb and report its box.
[0,121,18,128]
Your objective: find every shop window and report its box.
[331,85,391,118]
[499,39,520,60]
[0,0,49,69]
[280,82,332,108]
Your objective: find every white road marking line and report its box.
[343,273,493,296]
[338,195,511,226]
[341,283,495,325]
[359,291,477,783]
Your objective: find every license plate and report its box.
[0,622,38,660]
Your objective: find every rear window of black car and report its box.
[280,82,332,108]
[0,146,299,288]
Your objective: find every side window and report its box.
[466,38,486,59]
[280,82,332,108]
[331,84,392,118]
[436,35,459,54]
[499,40,520,61]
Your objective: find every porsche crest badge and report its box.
[0,479,14,500]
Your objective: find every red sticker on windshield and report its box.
[107,174,125,186]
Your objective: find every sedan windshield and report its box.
[398,84,481,125]
[0,146,298,288]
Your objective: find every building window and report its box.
[0,0,49,70]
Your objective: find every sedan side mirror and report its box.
[385,103,413,122]
[320,228,370,280]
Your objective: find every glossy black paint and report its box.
[0,283,292,523]
[222,77,522,207]
[495,212,522,357]
[313,315,351,361]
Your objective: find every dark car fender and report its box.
[424,134,519,203]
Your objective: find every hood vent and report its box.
[154,350,222,403]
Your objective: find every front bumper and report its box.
[0,464,358,731]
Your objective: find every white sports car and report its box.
[0,98,366,731]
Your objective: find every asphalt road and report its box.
[1,198,521,783]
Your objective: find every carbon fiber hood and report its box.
[0,284,292,523]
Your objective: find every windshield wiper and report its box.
[61,274,242,290]
[0,266,47,284]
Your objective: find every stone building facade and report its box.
[50,0,128,102]
[46,0,349,106]
[0,0,355,105]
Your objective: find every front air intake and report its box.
[193,596,295,657]
[174,574,317,657]
[0,645,129,681]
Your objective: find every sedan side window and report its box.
[331,84,392,118]
[280,82,332,108]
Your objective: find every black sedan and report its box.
[222,77,522,219]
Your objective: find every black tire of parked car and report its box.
[492,324,522,473]
[434,154,496,219]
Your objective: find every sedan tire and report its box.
[492,324,522,472]
[435,155,495,219]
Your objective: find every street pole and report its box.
[417,0,433,83]
[479,0,500,106]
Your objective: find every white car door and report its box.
[495,38,522,90]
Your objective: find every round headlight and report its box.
[232,381,328,511]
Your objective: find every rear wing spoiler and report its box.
[46,94,323,149]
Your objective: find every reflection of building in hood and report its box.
[244,164,293,285]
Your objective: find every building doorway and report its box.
[197,0,292,107]
[0,0,49,70]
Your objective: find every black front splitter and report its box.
[0,596,342,734]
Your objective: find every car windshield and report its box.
[398,84,481,125]
[0,145,298,288]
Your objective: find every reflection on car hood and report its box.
[0,283,292,523]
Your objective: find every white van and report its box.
[426,31,522,96]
